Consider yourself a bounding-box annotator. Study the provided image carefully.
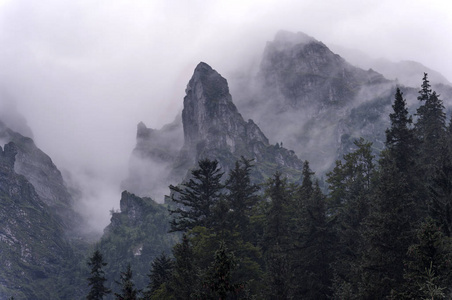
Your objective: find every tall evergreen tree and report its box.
[224,157,260,237]
[143,253,173,299]
[386,87,417,171]
[202,241,244,299]
[360,154,416,298]
[86,250,111,300]
[415,73,447,178]
[263,172,292,299]
[293,180,334,300]
[398,217,452,299]
[114,264,139,300]
[169,159,224,232]
[169,235,198,300]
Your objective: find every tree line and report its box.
[86,73,452,299]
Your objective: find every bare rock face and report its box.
[124,62,304,201]
[260,30,389,110]
[0,121,80,231]
[177,62,303,180]
[0,142,75,299]
[182,62,269,163]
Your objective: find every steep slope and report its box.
[232,31,398,171]
[0,121,81,233]
[0,142,77,300]
[259,31,389,110]
[178,62,302,176]
[100,191,177,292]
[124,62,304,200]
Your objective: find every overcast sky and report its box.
[0,0,451,229]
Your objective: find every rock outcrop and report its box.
[0,121,81,232]
[124,62,304,200]
[0,142,75,299]
[232,31,396,172]
[259,31,389,110]
[101,191,176,291]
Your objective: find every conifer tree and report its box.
[264,172,291,299]
[398,217,452,298]
[86,250,111,300]
[224,157,260,237]
[169,235,198,300]
[169,159,224,232]
[386,87,417,171]
[202,241,244,299]
[114,264,139,300]
[293,180,334,300]
[415,73,447,177]
[143,253,173,299]
[360,154,416,298]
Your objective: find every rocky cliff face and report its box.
[259,31,389,111]
[124,62,304,200]
[232,31,396,172]
[101,191,176,292]
[179,62,303,178]
[0,142,76,299]
[121,116,184,200]
[0,121,80,232]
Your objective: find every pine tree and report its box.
[360,154,416,298]
[202,241,244,299]
[114,264,139,300]
[224,157,260,238]
[143,253,173,299]
[86,250,111,300]
[386,87,417,171]
[169,159,224,232]
[263,172,292,299]
[293,180,334,300]
[398,217,452,298]
[169,234,198,300]
[415,73,447,178]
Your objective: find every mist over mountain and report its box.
[1,24,452,299]
[123,61,303,201]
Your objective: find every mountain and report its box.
[237,31,452,174]
[0,121,81,234]
[231,31,404,171]
[0,142,78,299]
[329,44,451,87]
[124,62,304,200]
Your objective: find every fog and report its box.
[0,0,451,232]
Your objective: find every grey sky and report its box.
[0,0,451,229]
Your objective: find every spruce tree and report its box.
[360,154,416,298]
[169,158,224,232]
[114,264,139,300]
[86,250,111,300]
[263,172,291,299]
[386,87,417,171]
[398,217,452,298]
[143,253,173,299]
[415,73,447,178]
[169,235,198,300]
[202,241,244,299]
[293,180,334,300]
[224,157,260,238]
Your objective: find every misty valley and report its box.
[2,31,452,299]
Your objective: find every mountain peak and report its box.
[273,30,317,46]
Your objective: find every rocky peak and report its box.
[259,31,388,109]
[271,30,317,50]
[182,62,269,162]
